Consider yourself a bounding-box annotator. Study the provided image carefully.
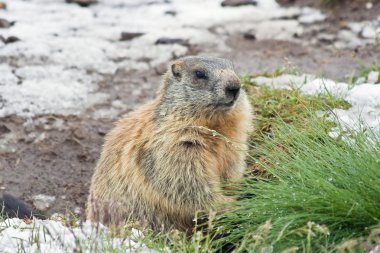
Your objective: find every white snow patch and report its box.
[300,78,348,98]
[251,74,313,89]
[0,65,109,117]
[298,7,326,24]
[332,84,380,132]
[252,74,380,132]
[367,71,379,84]
[0,218,153,253]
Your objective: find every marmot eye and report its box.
[194,70,207,79]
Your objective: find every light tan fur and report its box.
[86,56,253,232]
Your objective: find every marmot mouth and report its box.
[216,100,235,108]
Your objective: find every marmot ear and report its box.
[171,61,182,80]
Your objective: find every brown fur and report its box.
[86,56,253,232]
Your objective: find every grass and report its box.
[210,117,380,252]
[242,77,350,163]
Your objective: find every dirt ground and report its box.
[0,0,379,217]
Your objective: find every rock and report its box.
[120,32,144,41]
[367,71,379,84]
[4,36,20,44]
[0,2,6,10]
[348,22,363,34]
[336,30,363,48]
[317,33,336,43]
[0,125,10,137]
[155,37,189,46]
[0,18,14,29]
[360,25,377,39]
[164,10,177,16]
[0,143,16,154]
[243,30,256,40]
[73,128,86,140]
[221,0,257,7]
[74,206,82,215]
[34,133,46,143]
[66,0,97,7]
[32,194,56,211]
[111,100,126,110]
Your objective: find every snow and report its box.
[367,71,379,84]
[0,0,329,118]
[251,74,380,132]
[333,84,380,132]
[0,218,153,253]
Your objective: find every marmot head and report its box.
[161,56,242,115]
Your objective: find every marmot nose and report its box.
[225,83,241,99]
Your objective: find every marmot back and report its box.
[86,56,253,232]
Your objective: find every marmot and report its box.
[86,56,253,232]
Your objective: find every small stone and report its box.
[0,144,16,154]
[66,0,97,7]
[0,125,10,137]
[348,22,363,34]
[0,18,14,29]
[111,100,126,109]
[74,206,82,214]
[360,25,377,39]
[32,194,56,211]
[317,33,336,43]
[4,36,20,44]
[73,128,86,140]
[243,30,256,40]
[367,71,379,84]
[120,32,144,41]
[34,133,46,143]
[155,37,189,46]
[221,0,257,7]
[164,10,177,16]
[97,127,108,136]
[336,30,364,48]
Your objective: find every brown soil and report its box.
[278,0,380,23]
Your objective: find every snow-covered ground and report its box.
[0,218,153,253]
[1,0,379,118]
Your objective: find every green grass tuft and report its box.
[243,80,350,164]
[210,117,380,252]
